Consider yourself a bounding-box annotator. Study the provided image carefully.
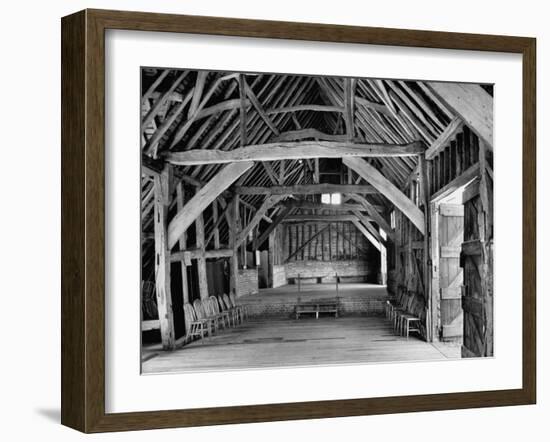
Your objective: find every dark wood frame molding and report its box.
[61,8,536,433]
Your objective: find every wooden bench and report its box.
[292,275,328,285]
[295,299,339,319]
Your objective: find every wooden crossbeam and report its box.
[170,248,234,263]
[167,161,253,249]
[279,201,368,212]
[267,104,343,114]
[426,82,493,148]
[142,154,204,188]
[235,183,377,196]
[165,141,424,166]
[344,157,425,234]
[283,215,361,222]
[274,129,349,142]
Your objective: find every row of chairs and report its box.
[183,293,248,343]
[385,289,422,339]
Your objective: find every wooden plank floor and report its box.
[142,316,461,374]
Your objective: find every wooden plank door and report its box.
[438,204,464,341]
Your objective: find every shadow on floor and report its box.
[35,408,60,423]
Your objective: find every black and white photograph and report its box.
[140,68,494,374]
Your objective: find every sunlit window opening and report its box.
[321,193,341,205]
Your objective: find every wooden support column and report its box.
[479,141,493,356]
[228,196,240,295]
[212,199,220,249]
[379,227,387,285]
[153,168,175,350]
[175,183,189,304]
[268,229,276,287]
[418,153,433,341]
[195,211,209,300]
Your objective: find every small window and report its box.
[390,210,396,229]
[321,193,341,205]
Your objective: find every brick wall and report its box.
[272,265,287,288]
[236,268,259,297]
[285,260,375,283]
[244,295,387,318]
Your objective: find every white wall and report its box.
[0,1,547,441]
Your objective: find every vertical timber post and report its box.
[153,168,175,350]
[212,198,220,250]
[419,153,433,342]
[195,210,209,300]
[176,183,189,304]
[479,141,493,356]
[229,195,240,296]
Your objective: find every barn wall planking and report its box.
[460,142,493,357]
[280,221,380,284]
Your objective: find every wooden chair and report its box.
[193,299,217,335]
[393,295,414,335]
[204,298,226,331]
[399,297,423,339]
[392,293,413,332]
[222,293,242,325]
[215,295,235,327]
[183,303,211,342]
[385,290,405,320]
[208,296,230,329]
[229,292,248,321]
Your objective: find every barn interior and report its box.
[140,69,493,373]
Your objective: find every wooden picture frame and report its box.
[61,8,536,433]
